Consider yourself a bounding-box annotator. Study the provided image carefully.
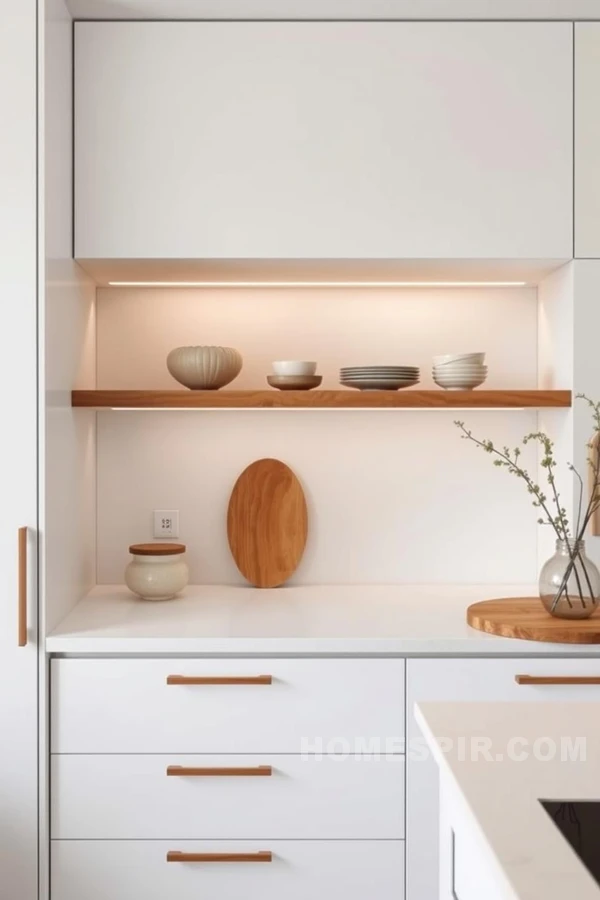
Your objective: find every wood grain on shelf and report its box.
[71,389,572,409]
[227,458,308,589]
[467,597,600,644]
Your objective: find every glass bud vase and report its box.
[539,540,600,619]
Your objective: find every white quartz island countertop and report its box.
[415,701,600,900]
[46,584,600,654]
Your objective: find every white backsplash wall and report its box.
[95,286,540,585]
[97,410,539,585]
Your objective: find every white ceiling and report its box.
[66,0,600,21]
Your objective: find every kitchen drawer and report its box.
[52,754,405,840]
[52,840,404,900]
[51,658,404,753]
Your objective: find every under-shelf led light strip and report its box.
[106,407,527,412]
[107,280,527,288]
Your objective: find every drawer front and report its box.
[407,657,600,900]
[51,754,405,840]
[51,840,405,900]
[51,658,404,753]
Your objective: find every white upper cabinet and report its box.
[576,24,600,258]
[75,21,572,261]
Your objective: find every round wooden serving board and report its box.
[467,597,600,644]
[227,458,308,588]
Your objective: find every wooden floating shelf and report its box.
[72,389,572,409]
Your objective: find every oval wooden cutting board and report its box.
[227,458,308,588]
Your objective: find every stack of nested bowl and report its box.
[432,353,487,390]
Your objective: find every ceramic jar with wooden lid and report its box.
[125,543,189,600]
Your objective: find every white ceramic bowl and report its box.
[434,373,487,390]
[167,346,243,390]
[433,367,487,375]
[434,374,487,382]
[272,360,317,377]
[432,365,487,374]
[433,353,486,366]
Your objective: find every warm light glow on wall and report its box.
[106,407,527,412]
[107,280,528,288]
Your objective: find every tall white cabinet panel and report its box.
[75,21,572,261]
[0,3,38,899]
[576,24,600,258]
[406,658,600,900]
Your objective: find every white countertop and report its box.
[46,584,600,654]
[415,701,600,900]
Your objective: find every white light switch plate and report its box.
[153,509,179,538]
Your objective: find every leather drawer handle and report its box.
[167,851,272,863]
[166,675,272,686]
[18,527,27,647]
[515,675,600,685]
[167,765,272,777]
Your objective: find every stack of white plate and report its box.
[340,366,420,391]
[432,353,487,390]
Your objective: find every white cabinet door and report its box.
[406,658,600,900]
[0,3,38,899]
[75,21,572,261]
[576,24,600,258]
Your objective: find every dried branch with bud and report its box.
[455,394,600,612]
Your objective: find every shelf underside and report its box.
[79,257,568,287]
[72,390,572,409]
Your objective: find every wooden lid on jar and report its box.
[129,543,186,556]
